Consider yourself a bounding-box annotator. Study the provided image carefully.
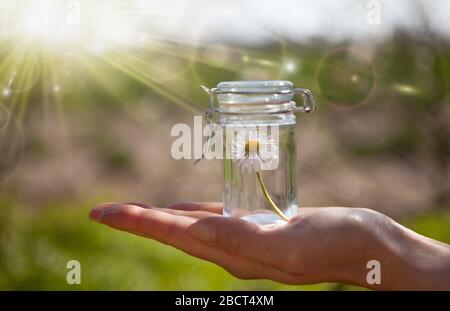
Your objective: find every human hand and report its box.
[89,202,450,290]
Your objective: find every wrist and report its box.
[328,208,396,289]
[380,220,450,290]
[329,209,450,290]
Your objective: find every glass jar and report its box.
[202,81,316,225]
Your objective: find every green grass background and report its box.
[1,196,448,290]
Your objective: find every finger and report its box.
[125,202,221,219]
[155,207,220,219]
[123,202,152,209]
[94,204,249,274]
[90,202,155,220]
[90,204,301,284]
[166,202,222,214]
[186,216,298,272]
[93,202,218,220]
[89,203,118,220]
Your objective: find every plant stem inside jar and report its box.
[256,171,289,221]
[223,124,297,225]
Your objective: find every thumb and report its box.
[187,216,279,261]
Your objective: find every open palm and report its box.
[89,202,387,287]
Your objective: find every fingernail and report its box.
[189,223,216,243]
[89,203,115,222]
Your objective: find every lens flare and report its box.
[0,104,10,131]
[393,83,420,95]
[2,0,137,52]
[316,49,375,107]
[0,0,294,119]
[0,49,40,95]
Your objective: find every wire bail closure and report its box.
[200,86,221,124]
[196,83,317,166]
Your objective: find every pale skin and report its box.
[89,202,450,290]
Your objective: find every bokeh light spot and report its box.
[317,49,375,107]
[392,83,420,96]
[284,60,297,73]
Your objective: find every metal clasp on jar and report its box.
[291,88,317,113]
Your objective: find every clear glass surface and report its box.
[222,123,298,225]
[215,80,302,225]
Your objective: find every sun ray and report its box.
[0,0,289,126]
[97,49,203,113]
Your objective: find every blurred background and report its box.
[0,0,449,290]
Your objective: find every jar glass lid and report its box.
[202,80,316,114]
[216,80,293,94]
[215,80,295,108]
